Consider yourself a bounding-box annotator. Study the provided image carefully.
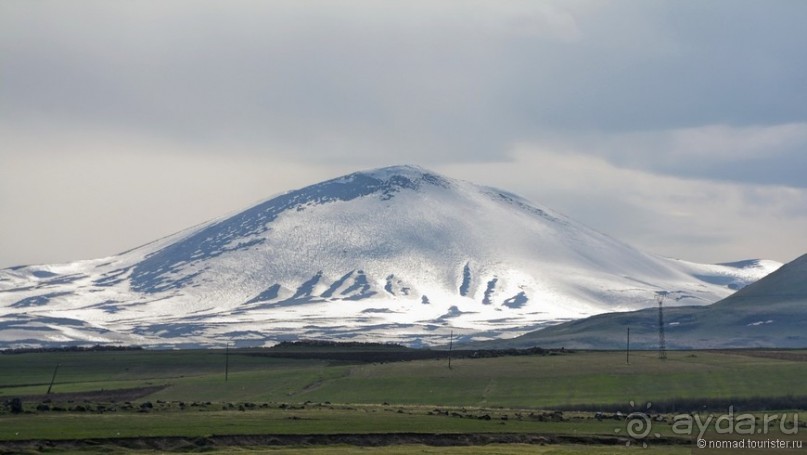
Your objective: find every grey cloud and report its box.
[3,0,807,267]
[684,151,807,188]
[527,122,807,189]
[4,1,806,165]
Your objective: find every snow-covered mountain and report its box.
[0,165,780,348]
[488,253,807,349]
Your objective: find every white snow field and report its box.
[0,165,780,348]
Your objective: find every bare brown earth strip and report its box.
[16,385,166,404]
[0,432,691,453]
[726,349,807,362]
[713,349,807,362]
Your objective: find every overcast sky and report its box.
[2,0,807,268]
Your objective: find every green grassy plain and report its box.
[4,349,805,407]
[1,348,806,453]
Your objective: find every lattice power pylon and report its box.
[656,292,667,360]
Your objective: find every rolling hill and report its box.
[488,254,807,349]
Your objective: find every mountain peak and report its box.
[728,253,807,300]
[345,165,451,190]
[362,164,432,179]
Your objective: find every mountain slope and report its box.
[0,165,780,348]
[489,254,807,349]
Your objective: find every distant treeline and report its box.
[251,341,559,362]
[0,341,560,363]
[270,340,409,350]
[0,345,144,355]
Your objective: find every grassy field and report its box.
[1,348,806,453]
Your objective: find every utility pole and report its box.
[225,342,230,382]
[626,327,630,365]
[448,330,453,370]
[47,364,60,394]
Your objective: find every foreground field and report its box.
[1,347,806,453]
[1,442,691,455]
